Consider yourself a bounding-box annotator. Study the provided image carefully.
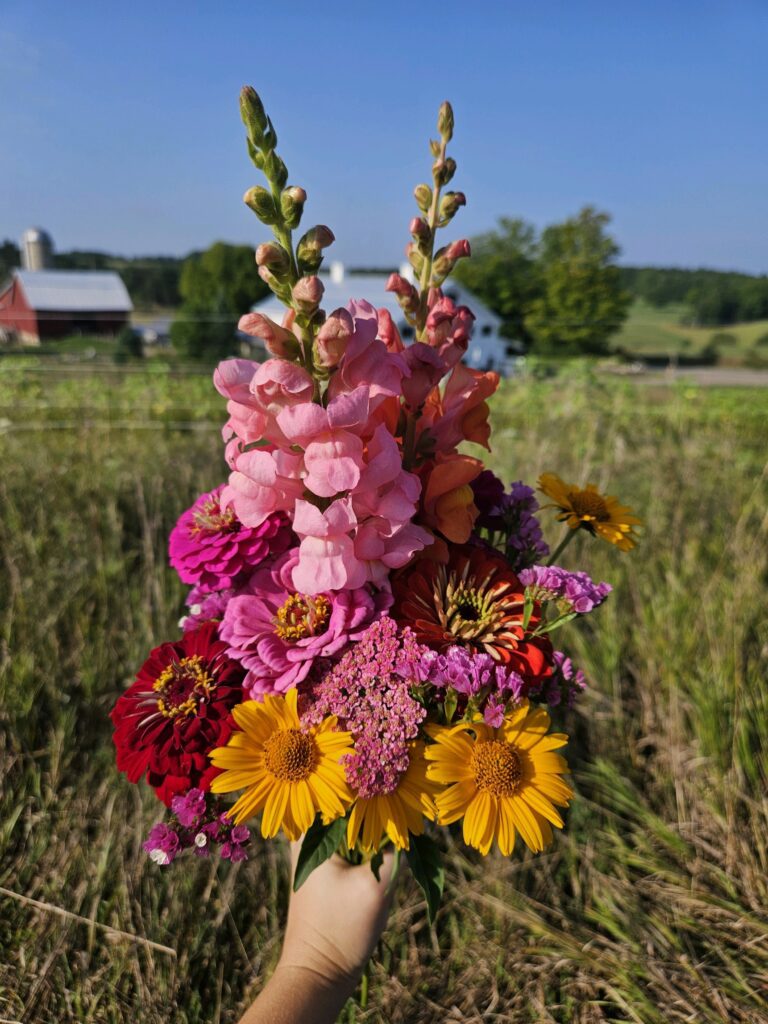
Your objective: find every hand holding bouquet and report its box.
[111,88,639,920]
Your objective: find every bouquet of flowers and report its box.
[111,89,640,920]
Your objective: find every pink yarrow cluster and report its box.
[218,300,433,595]
[305,618,427,798]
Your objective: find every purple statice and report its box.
[171,787,207,827]
[143,789,251,866]
[471,470,507,530]
[143,823,182,865]
[504,481,549,572]
[305,618,427,799]
[471,475,549,573]
[403,644,526,727]
[180,585,236,631]
[529,650,586,709]
[519,565,612,614]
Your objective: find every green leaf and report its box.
[293,815,348,891]
[406,833,445,924]
[369,848,384,882]
[522,591,535,631]
[443,687,458,724]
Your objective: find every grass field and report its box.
[1,360,767,1023]
[614,300,768,361]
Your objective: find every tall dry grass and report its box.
[1,360,766,1023]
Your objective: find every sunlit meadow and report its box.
[1,359,766,1023]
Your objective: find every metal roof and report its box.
[250,269,501,330]
[14,269,133,312]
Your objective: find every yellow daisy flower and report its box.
[346,742,439,853]
[425,702,574,856]
[209,688,354,841]
[538,472,641,550]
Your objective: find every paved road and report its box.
[627,367,768,388]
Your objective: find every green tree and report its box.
[171,242,268,360]
[526,207,630,355]
[454,217,539,344]
[0,239,20,282]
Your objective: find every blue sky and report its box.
[1,1,766,272]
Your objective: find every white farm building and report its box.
[246,262,520,375]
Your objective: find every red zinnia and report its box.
[392,544,553,684]
[111,622,246,805]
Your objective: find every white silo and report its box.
[21,228,54,271]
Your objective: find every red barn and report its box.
[0,270,133,344]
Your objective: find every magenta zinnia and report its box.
[169,485,292,593]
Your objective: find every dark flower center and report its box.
[263,729,317,781]
[191,499,239,535]
[274,593,331,642]
[471,740,523,796]
[154,655,216,719]
[567,490,610,522]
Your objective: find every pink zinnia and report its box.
[219,548,390,697]
[169,486,292,593]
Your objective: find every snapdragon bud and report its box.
[433,156,457,187]
[297,225,335,272]
[437,101,454,142]
[292,275,324,314]
[439,191,466,222]
[414,183,432,213]
[314,307,353,368]
[255,242,291,276]
[432,239,471,281]
[280,186,307,229]
[244,186,278,224]
[240,86,267,144]
[386,273,420,316]
[263,151,288,190]
[238,312,301,360]
[406,242,425,276]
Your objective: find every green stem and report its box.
[547,527,578,565]
[359,963,369,1009]
[415,138,448,340]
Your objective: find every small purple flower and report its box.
[180,586,237,631]
[219,822,251,862]
[143,823,181,866]
[171,787,207,828]
[471,476,549,572]
[519,565,612,614]
[529,650,586,709]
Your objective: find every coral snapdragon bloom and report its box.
[538,473,641,551]
[209,689,353,840]
[346,743,438,852]
[425,701,573,855]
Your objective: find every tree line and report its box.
[618,266,768,326]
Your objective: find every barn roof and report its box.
[14,270,133,312]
